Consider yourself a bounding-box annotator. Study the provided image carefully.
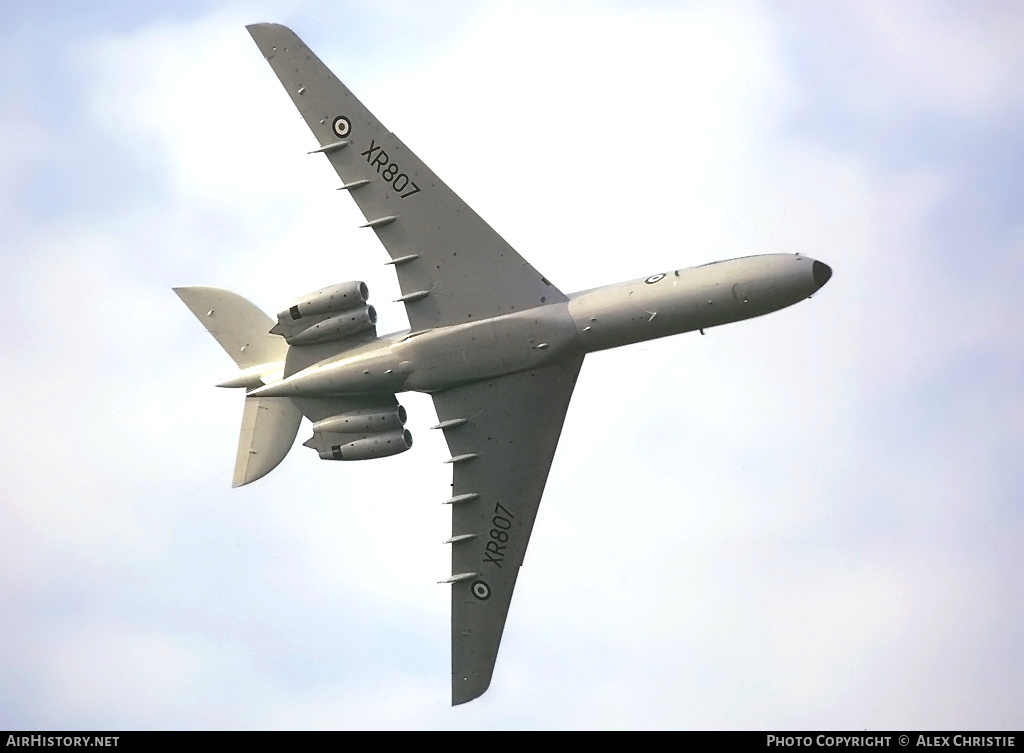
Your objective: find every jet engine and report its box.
[311,405,408,435]
[316,429,414,461]
[270,281,376,345]
[302,405,413,461]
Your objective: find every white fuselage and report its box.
[252,254,829,399]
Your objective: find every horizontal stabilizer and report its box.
[174,286,286,369]
[234,396,302,487]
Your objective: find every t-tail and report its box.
[174,286,301,487]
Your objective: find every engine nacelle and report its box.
[270,281,375,345]
[316,429,413,461]
[286,305,376,346]
[278,281,369,322]
[302,404,413,461]
[312,404,407,434]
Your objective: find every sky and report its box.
[1,0,1022,731]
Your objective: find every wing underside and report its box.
[246,23,566,332]
[247,24,584,704]
[431,356,584,705]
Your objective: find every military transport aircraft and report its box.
[175,23,832,705]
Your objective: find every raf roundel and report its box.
[645,273,666,284]
[332,116,351,139]
[471,580,491,601]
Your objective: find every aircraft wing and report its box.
[431,356,584,704]
[246,23,566,333]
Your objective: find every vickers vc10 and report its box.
[176,23,833,705]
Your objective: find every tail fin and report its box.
[174,286,302,486]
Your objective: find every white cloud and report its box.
[851,0,1024,117]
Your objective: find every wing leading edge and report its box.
[432,357,584,704]
[246,23,566,332]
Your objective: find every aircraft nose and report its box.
[812,260,833,288]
